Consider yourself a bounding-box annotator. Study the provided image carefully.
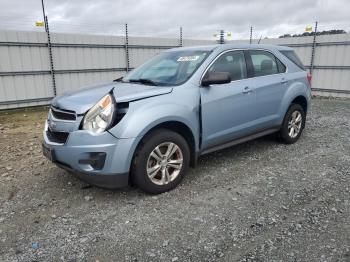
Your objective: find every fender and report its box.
[109,88,201,150]
[278,79,311,124]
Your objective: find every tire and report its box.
[278,104,306,144]
[131,129,190,194]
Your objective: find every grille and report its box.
[51,107,76,121]
[46,129,69,144]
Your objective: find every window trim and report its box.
[275,56,286,73]
[244,50,255,78]
[200,48,288,86]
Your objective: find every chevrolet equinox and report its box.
[43,44,311,194]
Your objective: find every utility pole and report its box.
[41,0,57,96]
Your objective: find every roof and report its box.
[166,43,293,52]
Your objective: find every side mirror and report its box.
[201,72,231,87]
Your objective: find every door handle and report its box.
[242,86,252,94]
[281,78,288,84]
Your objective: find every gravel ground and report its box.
[0,98,349,261]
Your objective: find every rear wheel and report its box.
[131,129,190,194]
[278,104,305,144]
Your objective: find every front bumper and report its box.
[43,121,138,189]
[55,161,129,189]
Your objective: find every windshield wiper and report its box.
[113,76,124,82]
[128,78,159,86]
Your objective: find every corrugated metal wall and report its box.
[0,30,53,109]
[1,30,350,109]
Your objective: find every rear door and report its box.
[200,50,257,150]
[245,50,287,128]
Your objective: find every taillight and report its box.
[307,73,312,87]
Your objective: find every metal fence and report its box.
[0,28,349,109]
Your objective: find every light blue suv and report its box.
[42,44,311,194]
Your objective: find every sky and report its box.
[0,0,349,39]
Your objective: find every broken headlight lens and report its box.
[82,94,115,134]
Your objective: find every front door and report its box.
[200,50,256,150]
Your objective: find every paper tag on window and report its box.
[177,56,200,62]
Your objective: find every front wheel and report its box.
[131,129,190,194]
[278,104,306,144]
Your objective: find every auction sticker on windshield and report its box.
[177,56,200,62]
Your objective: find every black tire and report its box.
[131,129,190,194]
[278,104,306,144]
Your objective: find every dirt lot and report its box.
[0,98,349,261]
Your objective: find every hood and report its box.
[51,82,173,114]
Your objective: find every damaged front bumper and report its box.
[42,120,137,189]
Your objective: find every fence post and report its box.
[219,30,225,44]
[41,0,56,96]
[179,27,183,47]
[250,26,253,44]
[310,21,318,75]
[44,15,57,96]
[125,23,130,72]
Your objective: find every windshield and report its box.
[123,50,210,86]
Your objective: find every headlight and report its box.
[82,94,115,133]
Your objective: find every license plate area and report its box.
[42,143,55,162]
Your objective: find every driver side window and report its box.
[207,51,247,81]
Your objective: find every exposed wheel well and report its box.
[291,96,308,114]
[136,121,197,168]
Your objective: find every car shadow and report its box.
[185,133,283,182]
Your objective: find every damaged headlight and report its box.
[82,94,115,134]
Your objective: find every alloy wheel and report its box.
[146,142,183,185]
[288,110,302,138]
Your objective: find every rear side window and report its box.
[280,50,305,70]
[207,50,247,81]
[249,50,279,77]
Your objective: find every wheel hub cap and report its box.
[288,111,302,138]
[146,142,183,186]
